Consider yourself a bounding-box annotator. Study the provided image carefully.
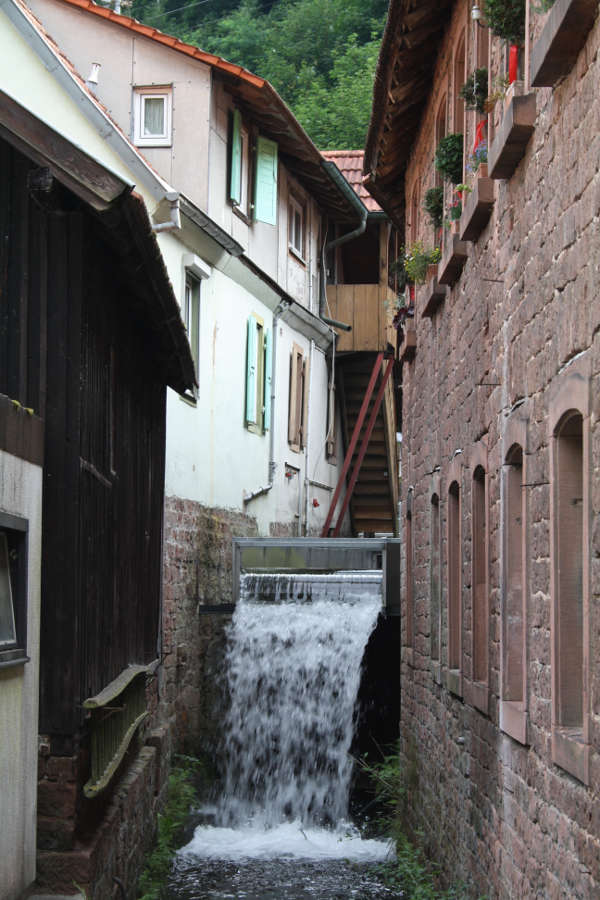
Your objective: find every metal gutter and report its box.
[180,196,244,257]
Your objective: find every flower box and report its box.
[488,92,536,180]
[399,323,417,362]
[420,264,448,318]
[438,233,468,286]
[459,176,495,242]
[531,0,598,87]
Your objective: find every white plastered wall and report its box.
[0,452,43,900]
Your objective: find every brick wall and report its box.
[160,496,260,754]
[396,2,600,897]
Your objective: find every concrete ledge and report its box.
[531,0,599,87]
[459,177,495,242]
[489,94,536,180]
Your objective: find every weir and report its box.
[179,537,400,874]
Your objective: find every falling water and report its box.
[179,570,392,870]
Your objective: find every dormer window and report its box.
[133,86,172,147]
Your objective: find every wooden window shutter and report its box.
[288,344,303,449]
[245,316,258,425]
[254,136,278,225]
[230,109,242,205]
[263,328,272,432]
[300,356,309,449]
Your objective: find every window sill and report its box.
[288,246,306,266]
[419,273,448,319]
[134,138,172,149]
[248,423,266,437]
[178,392,197,408]
[437,233,468,287]
[399,324,416,362]
[500,700,528,744]
[459,176,495,242]
[233,205,252,226]
[465,679,489,715]
[552,727,590,785]
[0,650,30,669]
[530,0,598,87]
[488,93,536,181]
[446,668,462,698]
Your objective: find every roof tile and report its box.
[321,150,382,213]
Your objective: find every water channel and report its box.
[166,567,401,899]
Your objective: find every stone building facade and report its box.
[364,1,600,896]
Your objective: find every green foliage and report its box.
[126,0,387,148]
[482,0,525,43]
[459,68,489,115]
[434,134,464,185]
[137,757,206,900]
[531,0,555,10]
[423,186,444,230]
[404,243,441,284]
[357,744,462,899]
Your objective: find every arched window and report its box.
[472,465,488,694]
[501,443,527,743]
[430,492,441,663]
[410,184,419,245]
[435,95,447,189]
[453,31,466,137]
[447,480,461,674]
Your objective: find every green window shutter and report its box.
[246,316,258,425]
[263,327,272,432]
[230,109,242,205]
[254,136,278,225]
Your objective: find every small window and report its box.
[288,194,305,260]
[288,343,308,452]
[245,315,272,434]
[230,110,251,218]
[472,465,488,703]
[0,513,28,667]
[133,87,172,147]
[184,273,200,382]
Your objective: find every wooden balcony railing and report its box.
[326,284,397,353]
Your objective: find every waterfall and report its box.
[181,569,390,863]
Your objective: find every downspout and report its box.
[152,192,181,232]
[319,160,369,330]
[243,302,284,504]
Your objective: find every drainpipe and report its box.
[303,339,315,535]
[243,303,285,505]
[152,192,181,232]
[319,160,369,331]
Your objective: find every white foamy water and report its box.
[181,571,390,863]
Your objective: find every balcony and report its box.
[326,283,397,353]
[489,91,536,180]
[399,322,416,362]
[419,266,448,318]
[459,175,495,242]
[531,0,598,87]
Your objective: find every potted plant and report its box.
[467,141,488,177]
[404,242,442,285]
[460,68,489,115]
[423,186,444,230]
[435,133,464,185]
[482,0,525,43]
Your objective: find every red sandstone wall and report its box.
[398,3,600,897]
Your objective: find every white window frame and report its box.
[288,194,305,260]
[133,86,172,147]
[181,254,211,403]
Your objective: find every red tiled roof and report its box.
[50,0,266,86]
[321,150,382,213]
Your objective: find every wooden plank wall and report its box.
[0,138,166,753]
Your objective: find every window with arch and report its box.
[430,491,441,666]
[435,95,447,189]
[470,461,489,713]
[550,376,590,785]
[410,183,420,245]
[447,472,462,695]
[501,442,528,743]
[405,495,414,654]
[453,31,466,140]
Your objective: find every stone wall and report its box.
[396,2,600,898]
[160,497,259,756]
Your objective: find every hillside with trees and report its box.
[127,0,388,148]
